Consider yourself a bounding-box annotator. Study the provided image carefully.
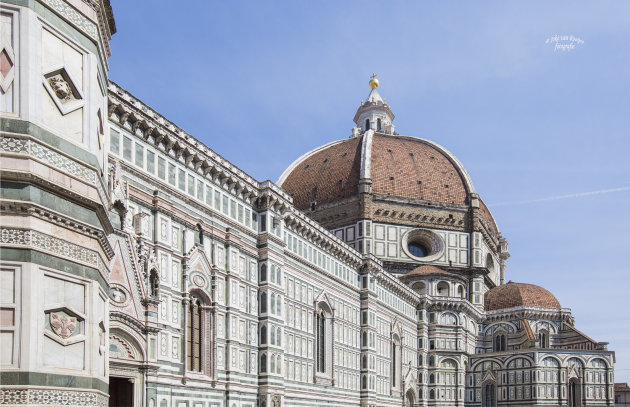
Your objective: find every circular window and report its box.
[408,241,429,258]
[401,228,445,262]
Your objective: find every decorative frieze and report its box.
[0,227,107,277]
[0,388,107,406]
[40,0,98,41]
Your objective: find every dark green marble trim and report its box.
[1,182,103,229]
[0,371,108,393]
[0,248,108,291]
[1,0,107,88]
[1,118,101,170]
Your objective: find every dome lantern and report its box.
[353,74,395,135]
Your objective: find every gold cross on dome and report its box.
[370,73,378,80]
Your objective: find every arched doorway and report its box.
[483,381,496,407]
[404,389,416,406]
[568,378,581,407]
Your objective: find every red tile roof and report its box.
[485,281,561,311]
[370,134,467,204]
[280,133,474,210]
[280,137,363,210]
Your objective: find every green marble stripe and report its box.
[0,371,108,393]
[0,248,108,291]
[1,118,101,170]
[1,182,103,228]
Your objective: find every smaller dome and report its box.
[485,281,561,311]
[402,265,454,279]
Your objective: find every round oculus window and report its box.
[401,228,445,262]
[408,241,429,258]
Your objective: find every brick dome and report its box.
[278,133,476,209]
[484,281,561,311]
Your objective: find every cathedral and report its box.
[0,1,616,407]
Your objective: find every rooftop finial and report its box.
[369,73,379,89]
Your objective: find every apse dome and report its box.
[484,281,561,311]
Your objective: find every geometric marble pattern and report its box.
[40,0,98,40]
[0,388,107,406]
[0,137,97,185]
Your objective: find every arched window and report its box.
[260,353,267,373]
[260,325,267,344]
[483,382,496,407]
[377,118,382,131]
[260,264,267,282]
[270,326,276,345]
[276,295,281,315]
[429,374,435,384]
[365,119,370,130]
[260,291,267,314]
[314,301,333,381]
[270,266,275,283]
[457,285,465,298]
[436,281,449,296]
[276,355,282,374]
[271,293,276,314]
[493,333,507,352]
[412,281,426,294]
[277,328,282,346]
[270,353,276,373]
[186,292,207,372]
[391,333,401,388]
[538,330,549,348]
[430,389,435,399]
[316,311,326,373]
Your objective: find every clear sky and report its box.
[109,1,630,382]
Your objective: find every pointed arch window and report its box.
[186,291,210,374]
[365,119,370,130]
[314,299,333,384]
[538,330,549,348]
[377,118,382,131]
[493,333,507,352]
[316,310,326,373]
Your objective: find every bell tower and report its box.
[353,74,395,135]
[0,1,115,406]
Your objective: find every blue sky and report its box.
[109,1,630,382]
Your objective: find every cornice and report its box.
[0,198,114,259]
[107,82,261,202]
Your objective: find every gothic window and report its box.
[260,264,267,282]
[391,333,401,388]
[377,118,382,131]
[260,324,267,344]
[186,291,209,373]
[483,382,496,407]
[260,291,267,314]
[538,330,549,348]
[365,119,370,130]
[316,310,325,373]
[276,295,281,315]
[260,353,267,373]
[271,293,276,314]
[493,333,507,352]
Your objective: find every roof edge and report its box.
[277,138,349,186]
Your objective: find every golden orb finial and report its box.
[369,73,379,89]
